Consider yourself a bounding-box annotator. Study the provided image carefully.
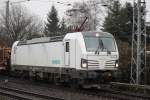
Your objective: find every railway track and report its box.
[68,85,149,100]
[0,84,64,100]
[95,88,150,100]
[0,75,149,100]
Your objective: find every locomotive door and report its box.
[64,41,70,66]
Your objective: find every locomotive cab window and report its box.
[84,37,116,52]
[65,42,69,52]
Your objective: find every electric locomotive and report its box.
[11,31,119,86]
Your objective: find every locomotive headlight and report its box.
[115,63,118,67]
[81,59,88,68]
[96,33,100,37]
[82,63,87,68]
[115,60,119,67]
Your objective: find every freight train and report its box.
[0,48,11,71]
[10,31,119,86]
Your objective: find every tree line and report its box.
[0,4,68,46]
[0,0,137,46]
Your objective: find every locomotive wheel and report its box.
[69,79,80,88]
[53,74,61,85]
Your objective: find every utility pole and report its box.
[131,0,146,84]
[93,1,97,30]
[6,0,10,30]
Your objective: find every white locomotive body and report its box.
[11,31,119,84]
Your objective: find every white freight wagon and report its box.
[11,31,119,85]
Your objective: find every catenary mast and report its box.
[131,0,146,84]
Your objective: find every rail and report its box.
[110,82,150,92]
[0,75,150,100]
[0,85,65,100]
[0,91,32,100]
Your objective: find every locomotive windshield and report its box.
[84,36,116,52]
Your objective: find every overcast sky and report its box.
[0,0,150,22]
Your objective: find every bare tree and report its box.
[0,5,43,46]
[65,0,106,31]
[66,2,92,31]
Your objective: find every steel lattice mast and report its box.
[131,0,146,84]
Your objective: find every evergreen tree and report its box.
[59,18,67,35]
[103,1,121,37]
[103,1,134,82]
[103,1,133,39]
[119,3,133,39]
[45,5,59,37]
